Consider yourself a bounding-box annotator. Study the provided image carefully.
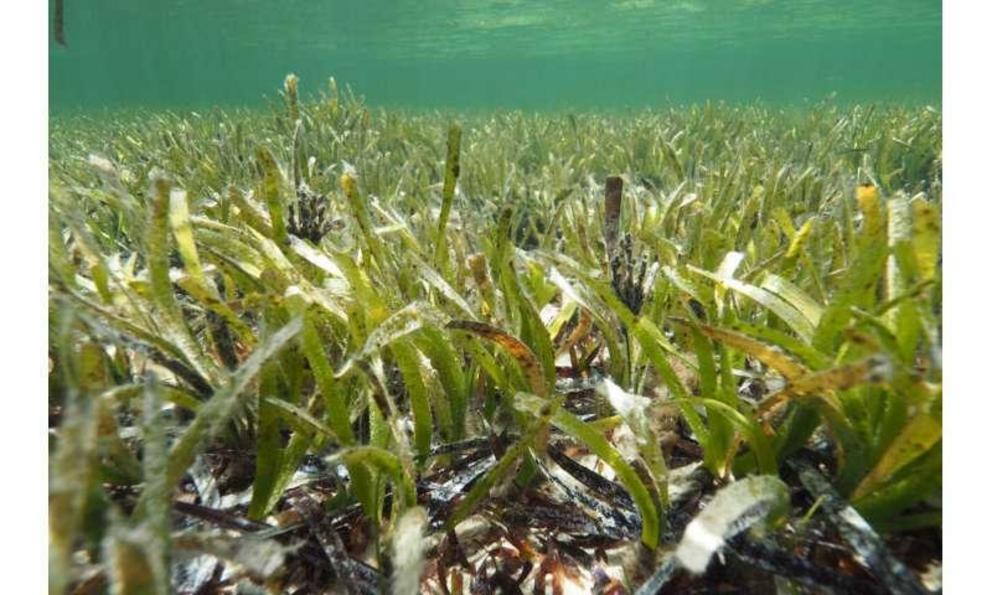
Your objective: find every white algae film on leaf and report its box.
[390,506,428,595]
[675,476,790,574]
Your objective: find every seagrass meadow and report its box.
[48,77,942,594]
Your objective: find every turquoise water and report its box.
[49,1,940,110]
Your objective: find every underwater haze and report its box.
[47,2,945,593]
[49,0,941,110]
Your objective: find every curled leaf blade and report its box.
[447,320,548,397]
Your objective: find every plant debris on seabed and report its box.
[49,76,941,594]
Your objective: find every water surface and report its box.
[49,0,941,110]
